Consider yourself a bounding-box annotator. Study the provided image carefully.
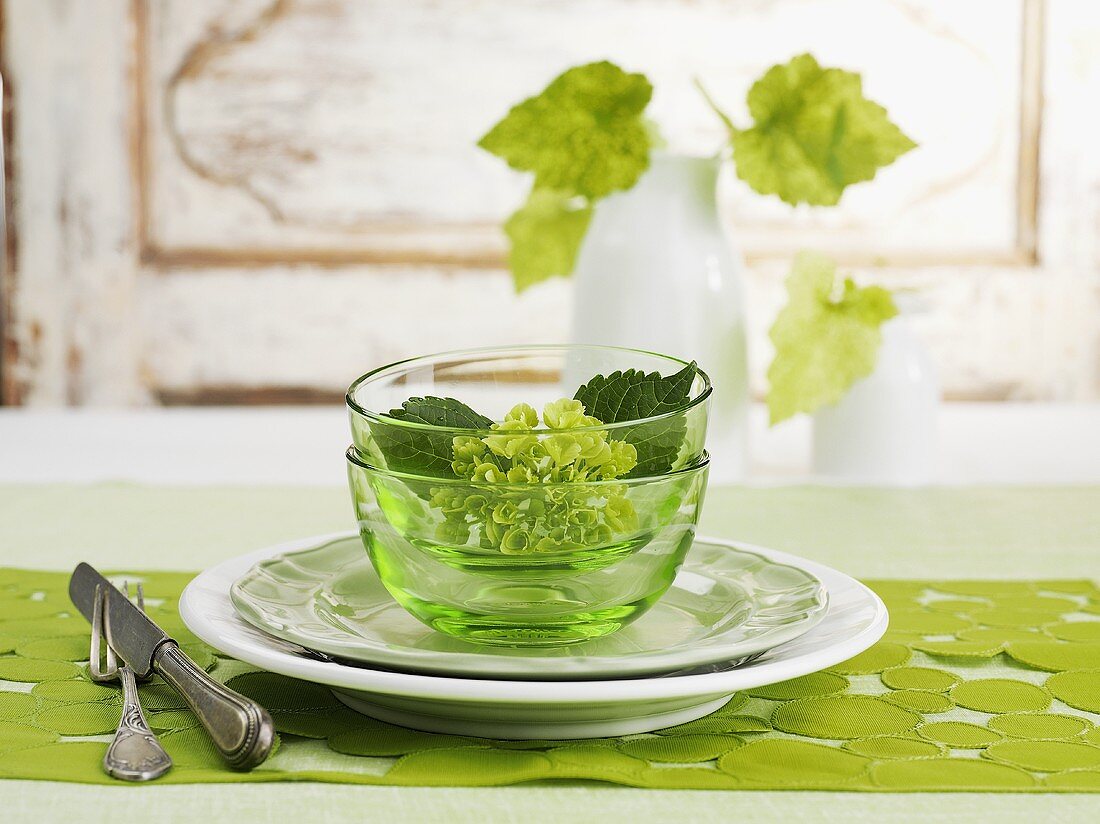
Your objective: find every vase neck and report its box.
[610,154,721,223]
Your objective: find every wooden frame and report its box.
[129,0,1046,273]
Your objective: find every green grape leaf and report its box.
[767,251,898,425]
[372,397,493,476]
[731,53,916,206]
[505,188,593,292]
[478,61,654,199]
[574,362,698,476]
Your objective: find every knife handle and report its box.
[153,643,275,771]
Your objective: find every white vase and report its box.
[812,313,939,484]
[569,153,749,480]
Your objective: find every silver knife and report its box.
[69,562,275,771]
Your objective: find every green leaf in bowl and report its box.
[372,397,493,476]
[574,361,698,476]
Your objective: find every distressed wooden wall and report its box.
[1,0,1097,406]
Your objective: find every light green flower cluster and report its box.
[430,399,639,554]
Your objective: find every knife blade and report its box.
[69,562,275,770]
[70,562,167,676]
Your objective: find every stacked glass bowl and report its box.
[345,345,712,646]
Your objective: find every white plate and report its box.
[181,533,887,739]
[229,535,829,680]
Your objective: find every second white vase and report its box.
[812,314,939,485]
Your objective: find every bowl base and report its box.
[331,688,734,739]
[427,610,637,647]
[390,583,663,647]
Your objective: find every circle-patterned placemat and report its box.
[0,569,1098,790]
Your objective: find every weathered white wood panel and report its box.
[3,0,1098,407]
[146,0,1027,262]
[136,261,1098,403]
[2,0,144,405]
[137,265,571,394]
[1032,0,1100,399]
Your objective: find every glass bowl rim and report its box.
[345,344,712,436]
[346,446,710,486]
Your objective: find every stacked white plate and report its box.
[180,533,887,739]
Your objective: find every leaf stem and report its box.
[693,76,739,137]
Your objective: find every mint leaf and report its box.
[574,362,698,476]
[767,251,898,425]
[371,397,493,475]
[574,362,698,422]
[730,53,916,206]
[478,61,654,199]
[504,188,593,292]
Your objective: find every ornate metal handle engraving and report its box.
[102,666,172,781]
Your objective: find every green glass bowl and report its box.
[346,447,710,646]
[346,345,711,480]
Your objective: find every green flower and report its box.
[484,419,538,459]
[500,526,535,554]
[604,495,638,532]
[473,463,509,483]
[506,464,538,483]
[543,398,588,430]
[463,493,488,512]
[481,517,506,548]
[491,500,521,525]
[604,440,638,478]
[576,433,612,466]
[569,508,598,528]
[436,396,641,554]
[451,435,491,476]
[505,403,540,427]
[435,520,471,544]
[543,433,583,467]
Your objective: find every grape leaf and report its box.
[371,397,493,476]
[767,251,898,425]
[574,362,698,476]
[729,53,916,206]
[505,188,593,292]
[478,61,654,200]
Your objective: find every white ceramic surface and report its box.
[229,535,829,680]
[813,313,940,484]
[569,153,750,481]
[181,533,888,739]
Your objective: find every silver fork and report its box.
[89,582,172,781]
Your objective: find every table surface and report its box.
[1,404,1098,823]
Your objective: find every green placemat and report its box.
[1,568,1099,791]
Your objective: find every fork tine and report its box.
[104,585,118,673]
[105,628,118,672]
[89,584,103,678]
[128,581,151,683]
[88,585,117,681]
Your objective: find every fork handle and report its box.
[102,666,172,781]
[153,642,275,771]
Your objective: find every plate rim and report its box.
[228,534,830,679]
[179,531,888,704]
